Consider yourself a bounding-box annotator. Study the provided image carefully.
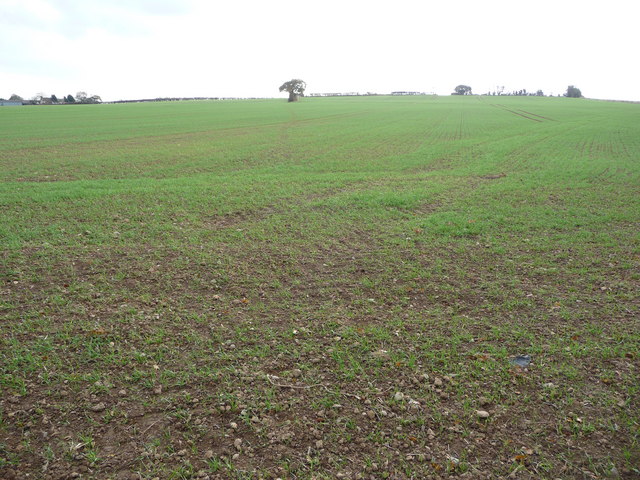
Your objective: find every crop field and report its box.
[1,95,639,479]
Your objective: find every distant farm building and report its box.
[0,101,23,107]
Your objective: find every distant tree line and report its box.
[471,85,583,98]
[484,87,545,96]
[0,91,102,105]
[3,83,585,105]
[307,92,431,97]
[109,96,269,104]
[0,94,275,105]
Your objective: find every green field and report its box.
[1,96,639,479]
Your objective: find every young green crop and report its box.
[1,95,638,479]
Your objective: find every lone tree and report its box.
[279,79,306,102]
[453,85,472,95]
[564,85,582,98]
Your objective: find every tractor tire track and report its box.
[491,104,542,122]
[517,109,556,121]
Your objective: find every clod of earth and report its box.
[91,402,106,412]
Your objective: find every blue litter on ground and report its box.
[509,355,531,367]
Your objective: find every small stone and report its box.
[394,392,404,402]
[204,449,214,459]
[91,402,106,412]
[477,410,490,419]
[177,449,187,456]
[542,382,556,389]
[370,349,389,358]
[118,389,127,396]
[434,377,443,387]
[230,422,238,430]
[315,440,323,449]
[153,385,162,395]
[291,369,302,378]
[366,410,376,419]
[234,438,243,450]
[232,453,240,460]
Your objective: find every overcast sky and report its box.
[2,0,639,101]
